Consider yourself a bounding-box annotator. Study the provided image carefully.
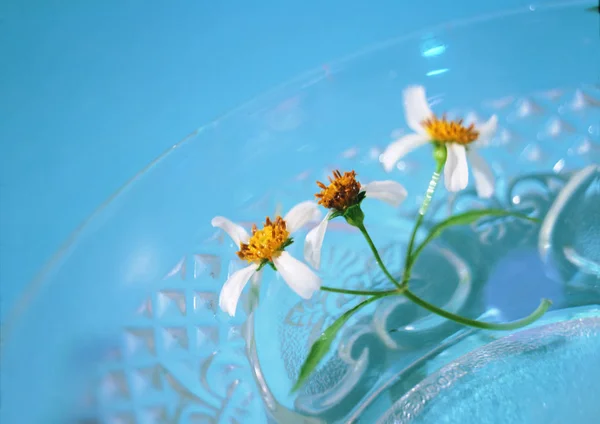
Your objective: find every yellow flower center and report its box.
[315,170,362,211]
[237,216,290,263]
[422,115,479,145]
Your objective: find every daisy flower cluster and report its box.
[209,85,551,391]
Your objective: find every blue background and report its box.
[0,0,580,318]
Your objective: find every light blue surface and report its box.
[0,0,555,319]
[374,307,600,424]
[0,2,599,424]
[413,325,600,424]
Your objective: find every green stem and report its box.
[291,290,396,393]
[410,228,438,270]
[320,286,400,297]
[357,223,404,290]
[402,159,445,286]
[403,289,552,331]
[410,209,538,266]
[404,214,425,275]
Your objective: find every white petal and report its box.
[476,115,498,146]
[211,216,250,246]
[251,268,263,284]
[468,149,495,198]
[444,144,469,192]
[273,252,321,299]
[219,263,258,316]
[304,211,331,270]
[363,180,408,207]
[403,85,434,134]
[284,201,321,233]
[380,133,430,172]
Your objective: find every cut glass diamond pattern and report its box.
[539,88,564,101]
[540,117,575,139]
[570,137,600,160]
[157,290,187,317]
[100,371,130,401]
[193,292,218,316]
[161,327,189,352]
[515,98,543,118]
[570,89,600,111]
[196,326,219,351]
[484,96,514,109]
[521,143,544,162]
[136,296,153,318]
[124,328,156,357]
[193,254,222,280]
[163,256,187,280]
[131,365,163,396]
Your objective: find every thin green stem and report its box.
[359,290,398,305]
[291,290,396,393]
[402,160,445,286]
[357,223,404,290]
[404,214,425,275]
[419,162,444,217]
[410,229,439,269]
[410,209,538,267]
[320,286,400,297]
[403,289,552,331]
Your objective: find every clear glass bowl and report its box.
[2,3,599,423]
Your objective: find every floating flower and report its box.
[212,201,322,316]
[381,85,498,198]
[304,170,407,269]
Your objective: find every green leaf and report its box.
[343,204,365,228]
[256,260,269,271]
[290,294,389,393]
[356,190,367,204]
[329,210,343,220]
[432,143,448,168]
[449,208,537,226]
[280,237,294,250]
[410,208,538,267]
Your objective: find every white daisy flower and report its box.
[304,170,407,270]
[381,85,498,198]
[212,201,322,316]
